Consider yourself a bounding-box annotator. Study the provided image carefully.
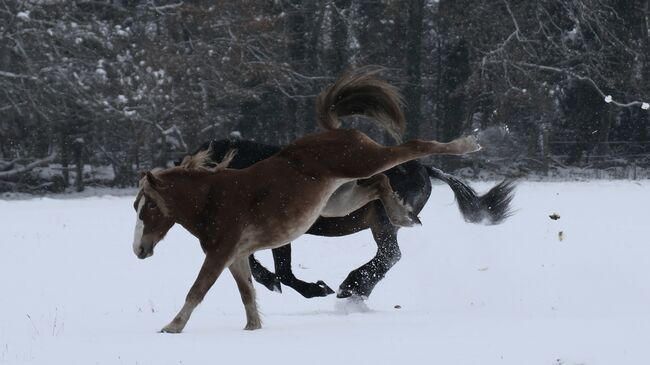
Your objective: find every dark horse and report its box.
[185,139,515,299]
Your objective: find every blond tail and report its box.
[315,66,406,142]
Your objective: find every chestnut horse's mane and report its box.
[179,144,237,172]
[138,146,237,217]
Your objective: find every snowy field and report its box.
[2,181,650,365]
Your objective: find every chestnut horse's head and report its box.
[132,171,175,259]
[131,148,235,259]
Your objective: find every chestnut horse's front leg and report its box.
[161,252,231,333]
[229,257,262,330]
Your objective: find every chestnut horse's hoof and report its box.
[389,211,421,227]
[160,322,184,334]
[454,135,482,154]
[409,212,422,226]
[244,322,262,330]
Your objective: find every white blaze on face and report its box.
[133,196,145,256]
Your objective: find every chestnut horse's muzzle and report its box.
[134,241,154,259]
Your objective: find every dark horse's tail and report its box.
[315,66,405,142]
[425,165,516,225]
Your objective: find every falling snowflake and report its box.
[604,95,612,103]
[642,102,649,110]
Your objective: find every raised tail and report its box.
[424,166,516,225]
[315,66,405,142]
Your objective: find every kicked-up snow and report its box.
[1,181,650,365]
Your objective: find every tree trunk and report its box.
[330,0,351,74]
[595,106,613,157]
[72,139,84,192]
[284,0,308,142]
[60,133,70,188]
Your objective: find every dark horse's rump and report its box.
[187,138,515,298]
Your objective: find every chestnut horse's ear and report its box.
[138,170,147,180]
[146,171,162,190]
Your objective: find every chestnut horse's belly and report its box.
[234,174,348,256]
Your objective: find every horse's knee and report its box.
[377,241,401,268]
[239,287,256,304]
[387,245,402,266]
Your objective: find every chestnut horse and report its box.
[132,68,481,332]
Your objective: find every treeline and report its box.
[1,0,650,192]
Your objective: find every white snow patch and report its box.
[334,297,371,314]
[604,95,613,103]
[566,27,578,41]
[642,102,649,110]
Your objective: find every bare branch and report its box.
[0,70,37,80]
[515,61,649,108]
[0,152,58,178]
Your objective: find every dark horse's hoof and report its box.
[336,288,354,299]
[337,270,378,299]
[260,276,282,293]
[299,280,335,298]
[336,287,368,300]
[337,282,368,299]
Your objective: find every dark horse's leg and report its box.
[272,244,335,298]
[248,246,334,298]
[338,204,400,298]
[248,255,282,293]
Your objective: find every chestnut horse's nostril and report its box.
[136,245,153,259]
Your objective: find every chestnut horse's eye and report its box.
[145,200,157,210]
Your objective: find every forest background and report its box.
[2,0,650,192]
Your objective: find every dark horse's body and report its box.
[188,138,515,299]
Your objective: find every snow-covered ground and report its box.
[1,181,650,365]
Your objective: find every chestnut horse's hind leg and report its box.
[357,174,421,226]
[161,252,231,333]
[320,131,480,180]
[360,136,480,176]
[229,257,262,330]
[320,174,420,227]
